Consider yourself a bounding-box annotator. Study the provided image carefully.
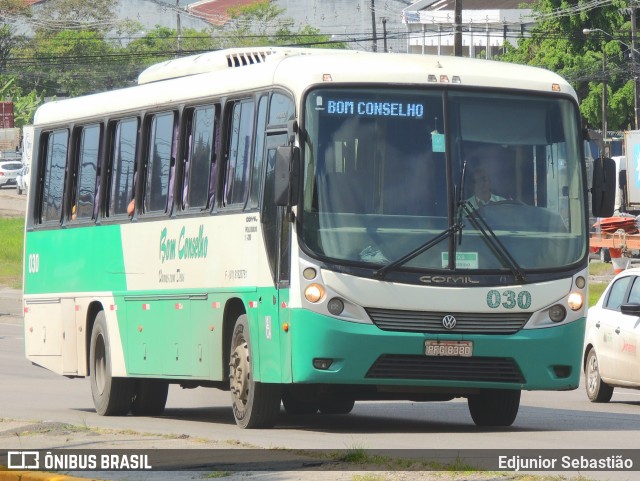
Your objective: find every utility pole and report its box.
[370,0,377,52]
[382,17,388,52]
[176,0,182,57]
[454,0,462,56]
[602,51,608,140]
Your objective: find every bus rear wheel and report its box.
[229,314,281,428]
[131,379,169,416]
[467,389,520,427]
[90,311,133,416]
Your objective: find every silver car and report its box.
[16,164,29,195]
[584,267,640,402]
[0,160,23,188]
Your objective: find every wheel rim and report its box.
[94,334,106,395]
[230,340,250,412]
[587,352,599,395]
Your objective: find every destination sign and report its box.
[325,99,424,118]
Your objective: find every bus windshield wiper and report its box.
[459,201,527,283]
[373,223,463,280]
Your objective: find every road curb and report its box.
[0,467,100,481]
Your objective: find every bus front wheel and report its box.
[131,379,169,416]
[229,314,281,428]
[467,389,520,427]
[90,311,133,416]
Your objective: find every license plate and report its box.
[425,340,473,357]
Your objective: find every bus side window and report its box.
[108,118,138,217]
[144,112,176,213]
[183,105,218,210]
[223,99,255,207]
[248,95,268,210]
[38,129,68,225]
[72,124,101,221]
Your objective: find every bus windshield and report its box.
[301,87,585,275]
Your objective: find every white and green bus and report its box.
[23,47,614,428]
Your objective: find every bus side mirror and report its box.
[274,145,300,207]
[592,157,616,217]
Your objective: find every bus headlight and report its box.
[549,304,567,322]
[567,292,584,311]
[327,297,345,316]
[304,283,325,303]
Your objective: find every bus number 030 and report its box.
[487,289,531,309]
[28,253,40,274]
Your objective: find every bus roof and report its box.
[34,47,577,126]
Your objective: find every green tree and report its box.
[222,0,346,48]
[33,0,118,34]
[499,0,634,131]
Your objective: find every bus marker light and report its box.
[281,301,288,308]
[428,75,437,82]
[138,326,143,332]
[249,301,258,308]
[175,303,183,310]
[75,305,80,311]
[210,325,214,331]
[142,304,150,310]
[303,267,317,280]
[452,76,462,84]
[24,307,29,314]
[323,74,333,82]
[551,83,561,92]
[212,302,220,308]
[440,75,449,83]
[283,323,289,332]
[575,276,586,289]
[110,305,117,311]
[29,326,33,333]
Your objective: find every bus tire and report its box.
[229,314,281,428]
[467,389,520,427]
[90,311,133,416]
[282,388,319,415]
[131,379,169,416]
[585,349,614,402]
[318,398,355,415]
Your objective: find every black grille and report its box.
[366,354,525,383]
[366,308,530,334]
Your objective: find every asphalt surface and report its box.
[0,187,623,481]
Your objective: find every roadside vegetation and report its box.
[0,217,23,289]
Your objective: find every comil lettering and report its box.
[327,100,424,118]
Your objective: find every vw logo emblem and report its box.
[442,315,457,330]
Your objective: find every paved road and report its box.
[2,313,640,481]
[0,184,26,218]
[2,182,638,481]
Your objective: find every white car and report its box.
[584,267,640,402]
[0,160,23,188]
[16,164,29,195]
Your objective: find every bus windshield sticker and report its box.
[431,131,445,152]
[441,252,479,269]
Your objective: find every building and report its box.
[403,0,536,58]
